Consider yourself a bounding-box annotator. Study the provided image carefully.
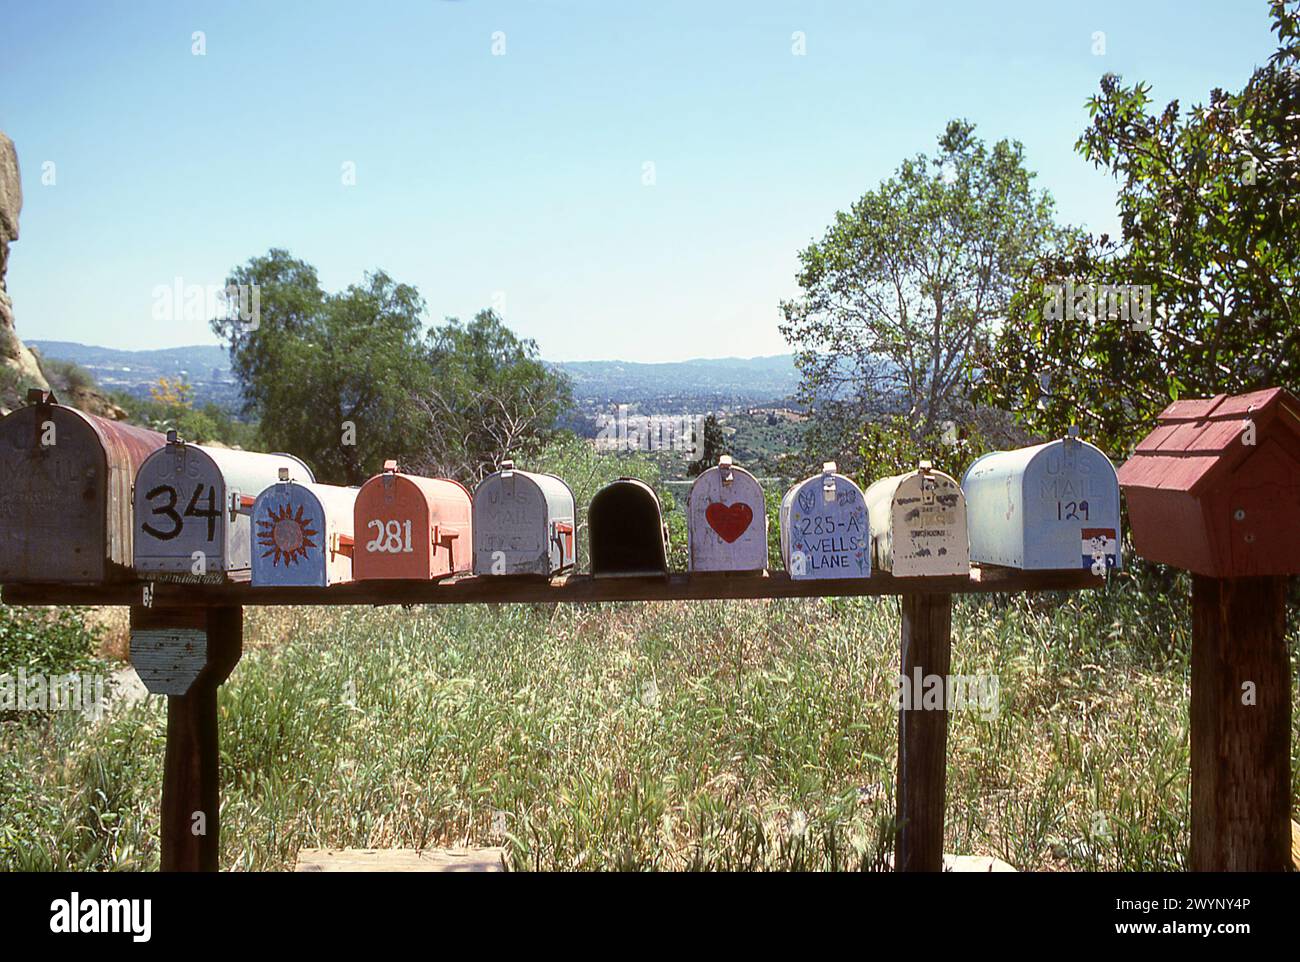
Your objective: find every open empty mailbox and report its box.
[472,460,576,576]
[686,455,767,572]
[864,462,969,577]
[588,477,670,577]
[962,429,1122,571]
[354,460,472,580]
[133,432,314,581]
[0,390,166,583]
[779,462,871,579]
[250,470,358,587]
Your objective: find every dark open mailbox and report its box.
[588,477,670,578]
[0,390,166,583]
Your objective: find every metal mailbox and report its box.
[354,460,473,580]
[0,390,166,583]
[963,429,1122,572]
[250,471,358,587]
[686,455,767,573]
[1117,387,1300,577]
[865,462,969,577]
[588,477,670,577]
[779,462,871,579]
[133,431,314,582]
[472,460,576,576]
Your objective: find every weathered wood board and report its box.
[294,847,507,872]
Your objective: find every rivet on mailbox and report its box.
[962,429,1122,571]
[0,391,166,583]
[779,461,871,579]
[133,433,314,582]
[250,472,358,586]
[865,461,969,576]
[354,460,473,580]
[472,460,576,576]
[588,477,670,578]
[687,455,767,573]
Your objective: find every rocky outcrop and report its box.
[0,130,50,415]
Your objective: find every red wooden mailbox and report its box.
[1117,387,1300,577]
[1120,386,1298,873]
[353,461,472,580]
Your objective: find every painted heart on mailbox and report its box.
[706,501,753,543]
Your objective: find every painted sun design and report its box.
[257,503,318,566]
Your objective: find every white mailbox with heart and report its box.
[687,455,767,572]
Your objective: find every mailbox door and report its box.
[0,407,107,582]
[354,474,433,580]
[134,446,230,579]
[589,478,669,577]
[888,472,969,577]
[687,465,767,572]
[782,474,870,579]
[537,475,577,572]
[1022,442,1122,571]
[252,483,332,587]
[473,473,552,576]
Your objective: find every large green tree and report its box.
[977,0,1300,456]
[212,249,431,485]
[780,120,1064,471]
[414,309,572,481]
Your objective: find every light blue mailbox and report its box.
[778,462,871,579]
[961,430,1122,571]
[251,472,359,587]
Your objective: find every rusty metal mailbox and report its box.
[354,460,473,580]
[687,455,767,573]
[1117,387,1300,577]
[963,429,1122,572]
[589,477,670,577]
[0,390,166,583]
[133,431,314,582]
[779,462,871,579]
[472,460,576,576]
[865,462,969,577]
[250,471,358,587]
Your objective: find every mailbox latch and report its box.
[719,454,734,485]
[822,462,838,503]
[918,460,936,506]
[382,459,398,490]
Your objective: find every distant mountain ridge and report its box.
[28,341,801,412]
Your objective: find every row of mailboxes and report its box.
[0,394,1127,584]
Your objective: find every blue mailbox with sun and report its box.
[250,470,359,587]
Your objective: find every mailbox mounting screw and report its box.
[1234,508,1246,521]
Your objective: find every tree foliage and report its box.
[977,0,1300,456]
[781,119,1063,471]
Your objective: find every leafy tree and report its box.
[414,310,572,481]
[977,0,1300,456]
[212,249,431,484]
[781,120,1063,471]
[686,414,726,476]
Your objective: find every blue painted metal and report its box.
[250,479,358,587]
[778,462,871,579]
[962,434,1122,571]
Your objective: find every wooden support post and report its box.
[1190,575,1291,872]
[895,592,953,872]
[131,604,242,872]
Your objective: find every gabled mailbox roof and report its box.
[1117,387,1300,495]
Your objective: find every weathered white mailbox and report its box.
[0,390,165,583]
[961,429,1122,571]
[686,455,767,572]
[864,462,969,577]
[250,470,358,587]
[779,462,871,579]
[472,460,576,576]
[589,477,670,578]
[133,432,314,581]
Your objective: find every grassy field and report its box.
[5,581,1294,872]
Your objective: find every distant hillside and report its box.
[29,341,801,413]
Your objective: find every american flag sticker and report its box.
[1082,527,1117,569]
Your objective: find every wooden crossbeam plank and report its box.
[2,567,1103,608]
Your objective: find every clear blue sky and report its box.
[0,0,1282,361]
